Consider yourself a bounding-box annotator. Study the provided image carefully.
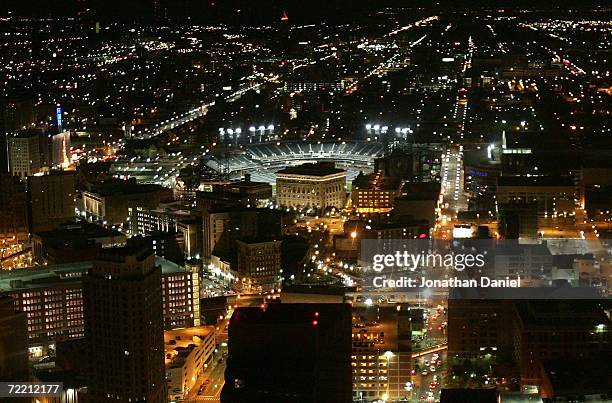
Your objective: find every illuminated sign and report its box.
[467,169,488,177]
[56,104,63,131]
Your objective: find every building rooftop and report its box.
[515,299,611,328]
[449,286,604,301]
[440,388,497,403]
[282,284,351,296]
[221,175,271,191]
[145,200,199,217]
[276,162,346,177]
[0,256,189,292]
[352,172,401,191]
[9,129,45,139]
[85,179,164,196]
[164,326,215,369]
[397,182,441,201]
[94,245,154,263]
[497,175,575,187]
[232,303,349,326]
[541,357,612,397]
[493,240,552,256]
[205,205,280,215]
[33,223,124,243]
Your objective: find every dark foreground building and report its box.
[0,295,28,382]
[221,303,352,403]
[83,247,166,402]
[440,388,497,403]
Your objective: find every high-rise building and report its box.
[28,171,76,233]
[79,179,167,227]
[203,207,282,263]
[222,303,352,403]
[0,262,86,356]
[8,130,43,178]
[276,162,346,209]
[351,172,402,212]
[236,238,282,292]
[196,174,273,209]
[0,255,197,356]
[82,247,166,402]
[129,232,184,265]
[0,97,36,173]
[393,182,441,228]
[128,202,203,259]
[496,176,577,220]
[0,173,29,242]
[0,295,29,382]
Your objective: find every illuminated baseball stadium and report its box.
[204,140,385,184]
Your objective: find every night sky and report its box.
[1,0,610,23]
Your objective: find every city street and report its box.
[437,145,468,239]
[184,344,227,402]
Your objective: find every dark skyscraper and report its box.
[27,171,76,233]
[0,173,29,243]
[83,246,165,402]
[221,303,352,403]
